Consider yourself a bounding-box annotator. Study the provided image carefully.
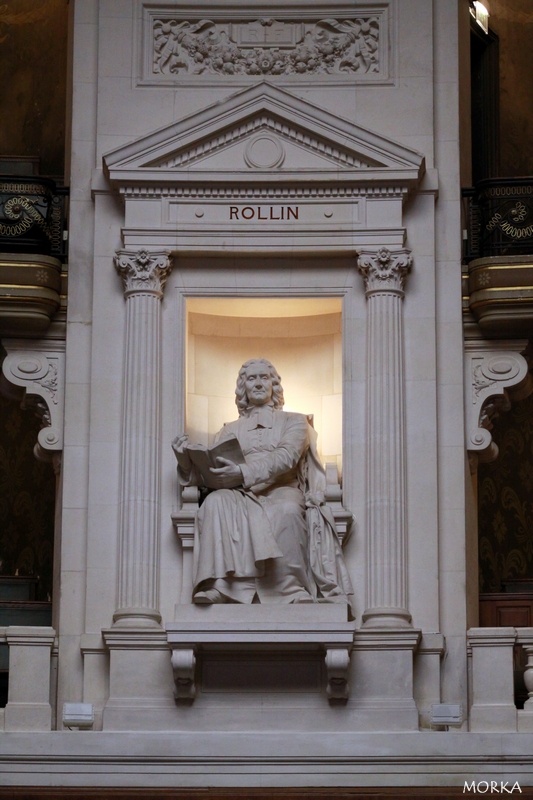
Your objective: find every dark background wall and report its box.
[0,1,532,179]
[478,392,533,592]
[486,0,533,176]
[0,395,55,600]
[0,0,68,179]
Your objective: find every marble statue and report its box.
[172,358,353,609]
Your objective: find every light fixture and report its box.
[62,702,94,729]
[471,1,490,34]
[430,703,463,728]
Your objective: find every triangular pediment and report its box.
[104,82,424,186]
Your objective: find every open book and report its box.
[186,435,246,489]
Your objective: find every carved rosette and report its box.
[1,344,65,462]
[114,249,172,297]
[357,247,412,296]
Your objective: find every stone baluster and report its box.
[523,645,533,707]
[517,629,533,731]
[113,249,172,627]
[357,247,412,628]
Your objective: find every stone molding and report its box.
[117,185,410,200]
[464,343,533,463]
[0,339,65,461]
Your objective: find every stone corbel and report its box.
[324,646,351,702]
[465,344,533,463]
[0,340,65,461]
[170,646,197,701]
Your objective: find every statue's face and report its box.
[244,362,274,406]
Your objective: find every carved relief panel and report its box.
[139,4,391,86]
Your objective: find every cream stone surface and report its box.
[3,0,533,790]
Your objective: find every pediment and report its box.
[104,82,424,188]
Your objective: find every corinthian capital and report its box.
[114,249,173,297]
[357,247,412,295]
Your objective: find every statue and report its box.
[172,358,353,610]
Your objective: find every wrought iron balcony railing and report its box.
[462,177,533,262]
[0,176,68,262]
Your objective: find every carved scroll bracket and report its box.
[171,647,197,702]
[465,344,533,464]
[325,647,351,702]
[0,340,65,461]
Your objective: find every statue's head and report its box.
[235,358,284,415]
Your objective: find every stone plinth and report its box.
[167,604,355,702]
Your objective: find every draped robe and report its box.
[180,404,353,607]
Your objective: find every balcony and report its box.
[0,175,68,338]
[463,178,533,338]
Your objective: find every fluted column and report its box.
[357,247,412,628]
[113,249,172,627]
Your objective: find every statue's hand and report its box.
[171,434,192,471]
[210,457,243,488]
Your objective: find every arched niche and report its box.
[185,296,342,471]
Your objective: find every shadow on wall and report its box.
[478,389,533,592]
[0,393,55,601]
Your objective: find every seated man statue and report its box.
[172,358,353,609]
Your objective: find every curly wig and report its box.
[235,358,284,415]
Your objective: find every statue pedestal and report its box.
[167,604,355,703]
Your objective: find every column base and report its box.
[112,607,162,628]
[102,627,174,731]
[362,606,412,628]
[351,627,422,731]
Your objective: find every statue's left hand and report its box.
[171,434,192,471]
[210,457,243,488]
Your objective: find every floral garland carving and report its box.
[153,17,380,77]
